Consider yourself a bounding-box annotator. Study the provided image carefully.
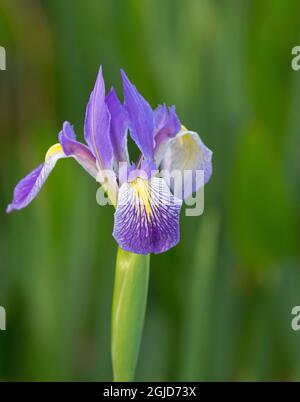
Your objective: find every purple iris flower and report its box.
[7,66,212,255]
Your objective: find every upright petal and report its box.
[154,104,181,166]
[105,87,129,164]
[6,143,65,213]
[113,177,182,254]
[59,121,98,178]
[160,128,213,200]
[154,104,180,144]
[84,66,112,168]
[121,70,154,160]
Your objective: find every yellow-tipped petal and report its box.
[45,143,64,161]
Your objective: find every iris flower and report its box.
[7,67,212,255]
[7,66,213,380]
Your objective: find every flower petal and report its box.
[121,70,154,160]
[160,129,213,200]
[105,87,129,164]
[154,104,181,166]
[59,121,98,178]
[113,177,182,254]
[84,66,112,168]
[6,143,65,213]
[154,104,180,144]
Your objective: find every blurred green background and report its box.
[0,0,300,381]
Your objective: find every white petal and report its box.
[160,129,212,200]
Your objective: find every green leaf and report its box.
[111,248,150,381]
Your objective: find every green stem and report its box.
[111,247,150,381]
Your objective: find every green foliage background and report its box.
[0,0,299,381]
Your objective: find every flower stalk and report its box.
[111,247,150,382]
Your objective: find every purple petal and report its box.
[154,105,181,166]
[105,87,129,164]
[121,70,154,160]
[154,104,181,146]
[59,121,98,178]
[6,144,65,213]
[113,177,182,254]
[84,66,112,168]
[62,120,76,140]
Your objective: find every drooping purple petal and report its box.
[105,87,129,164]
[113,177,182,254]
[121,69,154,160]
[160,129,213,200]
[59,121,98,178]
[6,144,65,213]
[84,66,112,168]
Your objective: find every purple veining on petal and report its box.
[113,177,182,254]
[121,69,155,161]
[59,121,98,178]
[105,87,129,164]
[84,66,112,168]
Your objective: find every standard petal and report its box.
[59,121,98,178]
[6,143,65,213]
[160,129,213,200]
[121,70,154,160]
[154,104,181,145]
[113,177,182,254]
[84,66,112,168]
[105,87,129,164]
[154,104,181,166]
